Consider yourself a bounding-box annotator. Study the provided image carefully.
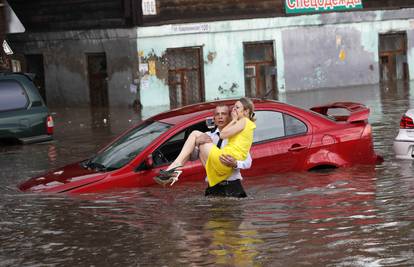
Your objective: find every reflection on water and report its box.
[1,83,414,266]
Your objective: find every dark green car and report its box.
[0,73,53,144]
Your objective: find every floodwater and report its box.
[1,82,414,266]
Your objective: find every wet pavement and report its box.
[1,82,414,266]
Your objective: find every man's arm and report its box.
[236,153,252,170]
[219,152,252,170]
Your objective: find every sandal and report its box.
[154,170,182,186]
[154,165,183,186]
[158,165,182,177]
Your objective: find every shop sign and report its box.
[285,0,363,14]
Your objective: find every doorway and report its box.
[243,41,277,99]
[379,32,408,82]
[87,53,109,107]
[25,54,46,102]
[166,47,204,109]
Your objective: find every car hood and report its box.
[18,162,107,193]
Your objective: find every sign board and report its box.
[285,0,363,14]
[3,40,13,55]
[171,23,210,34]
[142,0,156,15]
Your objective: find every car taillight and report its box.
[47,115,54,135]
[361,124,372,138]
[400,115,414,129]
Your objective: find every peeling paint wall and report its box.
[9,29,138,107]
[138,25,283,114]
[283,25,380,90]
[138,8,414,116]
[138,8,414,113]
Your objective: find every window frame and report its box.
[0,79,30,112]
[283,112,309,137]
[253,109,309,145]
[151,118,210,167]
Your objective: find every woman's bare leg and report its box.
[167,130,204,170]
[198,143,214,166]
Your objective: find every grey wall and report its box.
[282,26,378,91]
[9,29,138,107]
[281,9,414,91]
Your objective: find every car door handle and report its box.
[288,144,307,152]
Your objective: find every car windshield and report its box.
[86,121,172,171]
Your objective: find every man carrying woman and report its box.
[155,97,256,194]
[194,104,252,198]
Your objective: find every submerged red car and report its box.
[18,99,381,194]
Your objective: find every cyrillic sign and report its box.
[285,0,363,14]
[171,23,210,33]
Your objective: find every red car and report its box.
[18,99,381,194]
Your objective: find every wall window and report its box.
[166,47,204,109]
[244,41,277,99]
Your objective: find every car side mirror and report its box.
[134,155,154,172]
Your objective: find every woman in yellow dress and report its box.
[155,97,256,187]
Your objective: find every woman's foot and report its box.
[154,165,183,186]
[159,164,182,175]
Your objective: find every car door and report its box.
[141,119,210,185]
[243,110,312,176]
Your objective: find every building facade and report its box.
[6,0,141,107]
[138,1,414,117]
[10,29,139,107]
[5,0,414,118]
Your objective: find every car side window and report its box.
[284,114,307,136]
[254,111,285,143]
[0,81,28,112]
[152,120,209,166]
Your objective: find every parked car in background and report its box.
[0,72,53,144]
[18,99,381,194]
[393,109,414,159]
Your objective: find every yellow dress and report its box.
[206,118,256,187]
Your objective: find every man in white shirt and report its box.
[193,104,252,198]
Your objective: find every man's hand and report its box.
[219,154,237,168]
[196,134,213,146]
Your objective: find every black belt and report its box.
[217,179,240,186]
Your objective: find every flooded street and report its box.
[1,83,414,266]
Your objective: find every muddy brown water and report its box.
[1,83,413,266]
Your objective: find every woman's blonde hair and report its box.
[239,97,256,121]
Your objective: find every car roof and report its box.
[150,98,285,125]
[0,72,35,81]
